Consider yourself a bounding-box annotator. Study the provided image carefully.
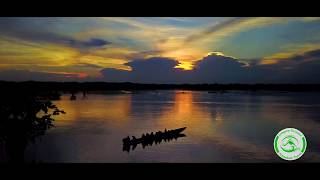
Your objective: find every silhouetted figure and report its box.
[70,93,76,100]
[122,136,130,144]
[123,144,130,153]
[82,90,87,98]
[132,143,137,150]
[145,133,150,141]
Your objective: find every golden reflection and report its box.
[53,94,132,126]
[171,91,194,118]
[155,91,216,137]
[152,91,280,160]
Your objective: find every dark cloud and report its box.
[284,49,320,63]
[3,51,320,83]
[250,50,320,83]
[69,38,111,49]
[192,50,320,83]
[100,68,131,82]
[0,18,110,49]
[100,57,190,83]
[125,57,179,69]
[125,57,189,83]
[100,50,320,84]
[191,54,248,83]
[100,55,251,83]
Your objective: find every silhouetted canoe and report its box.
[167,127,186,134]
[122,127,186,145]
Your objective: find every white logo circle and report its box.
[274,128,307,161]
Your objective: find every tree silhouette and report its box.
[0,91,65,162]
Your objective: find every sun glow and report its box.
[175,61,194,70]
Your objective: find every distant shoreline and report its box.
[1,81,320,92]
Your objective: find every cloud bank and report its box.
[99,50,320,84]
[2,50,320,83]
[0,18,111,50]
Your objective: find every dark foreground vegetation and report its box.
[0,83,65,162]
[1,81,320,93]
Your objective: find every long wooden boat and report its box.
[122,127,187,152]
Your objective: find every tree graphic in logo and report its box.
[281,135,300,153]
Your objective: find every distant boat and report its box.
[70,94,76,100]
[121,90,132,94]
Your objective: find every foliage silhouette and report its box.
[0,90,65,162]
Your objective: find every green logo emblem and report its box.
[274,128,307,161]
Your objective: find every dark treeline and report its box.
[2,81,320,93]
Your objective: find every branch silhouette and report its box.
[0,90,65,162]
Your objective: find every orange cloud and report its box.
[260,43,320,65]
[48,71,88,78]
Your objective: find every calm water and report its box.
[22,90,320,162]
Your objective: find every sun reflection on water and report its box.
[53,94,132,127]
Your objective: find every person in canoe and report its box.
[132,136,137,141]
[122,136,130,144]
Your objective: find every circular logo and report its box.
[274,128,307,161]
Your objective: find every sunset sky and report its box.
[1,17,320,83]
